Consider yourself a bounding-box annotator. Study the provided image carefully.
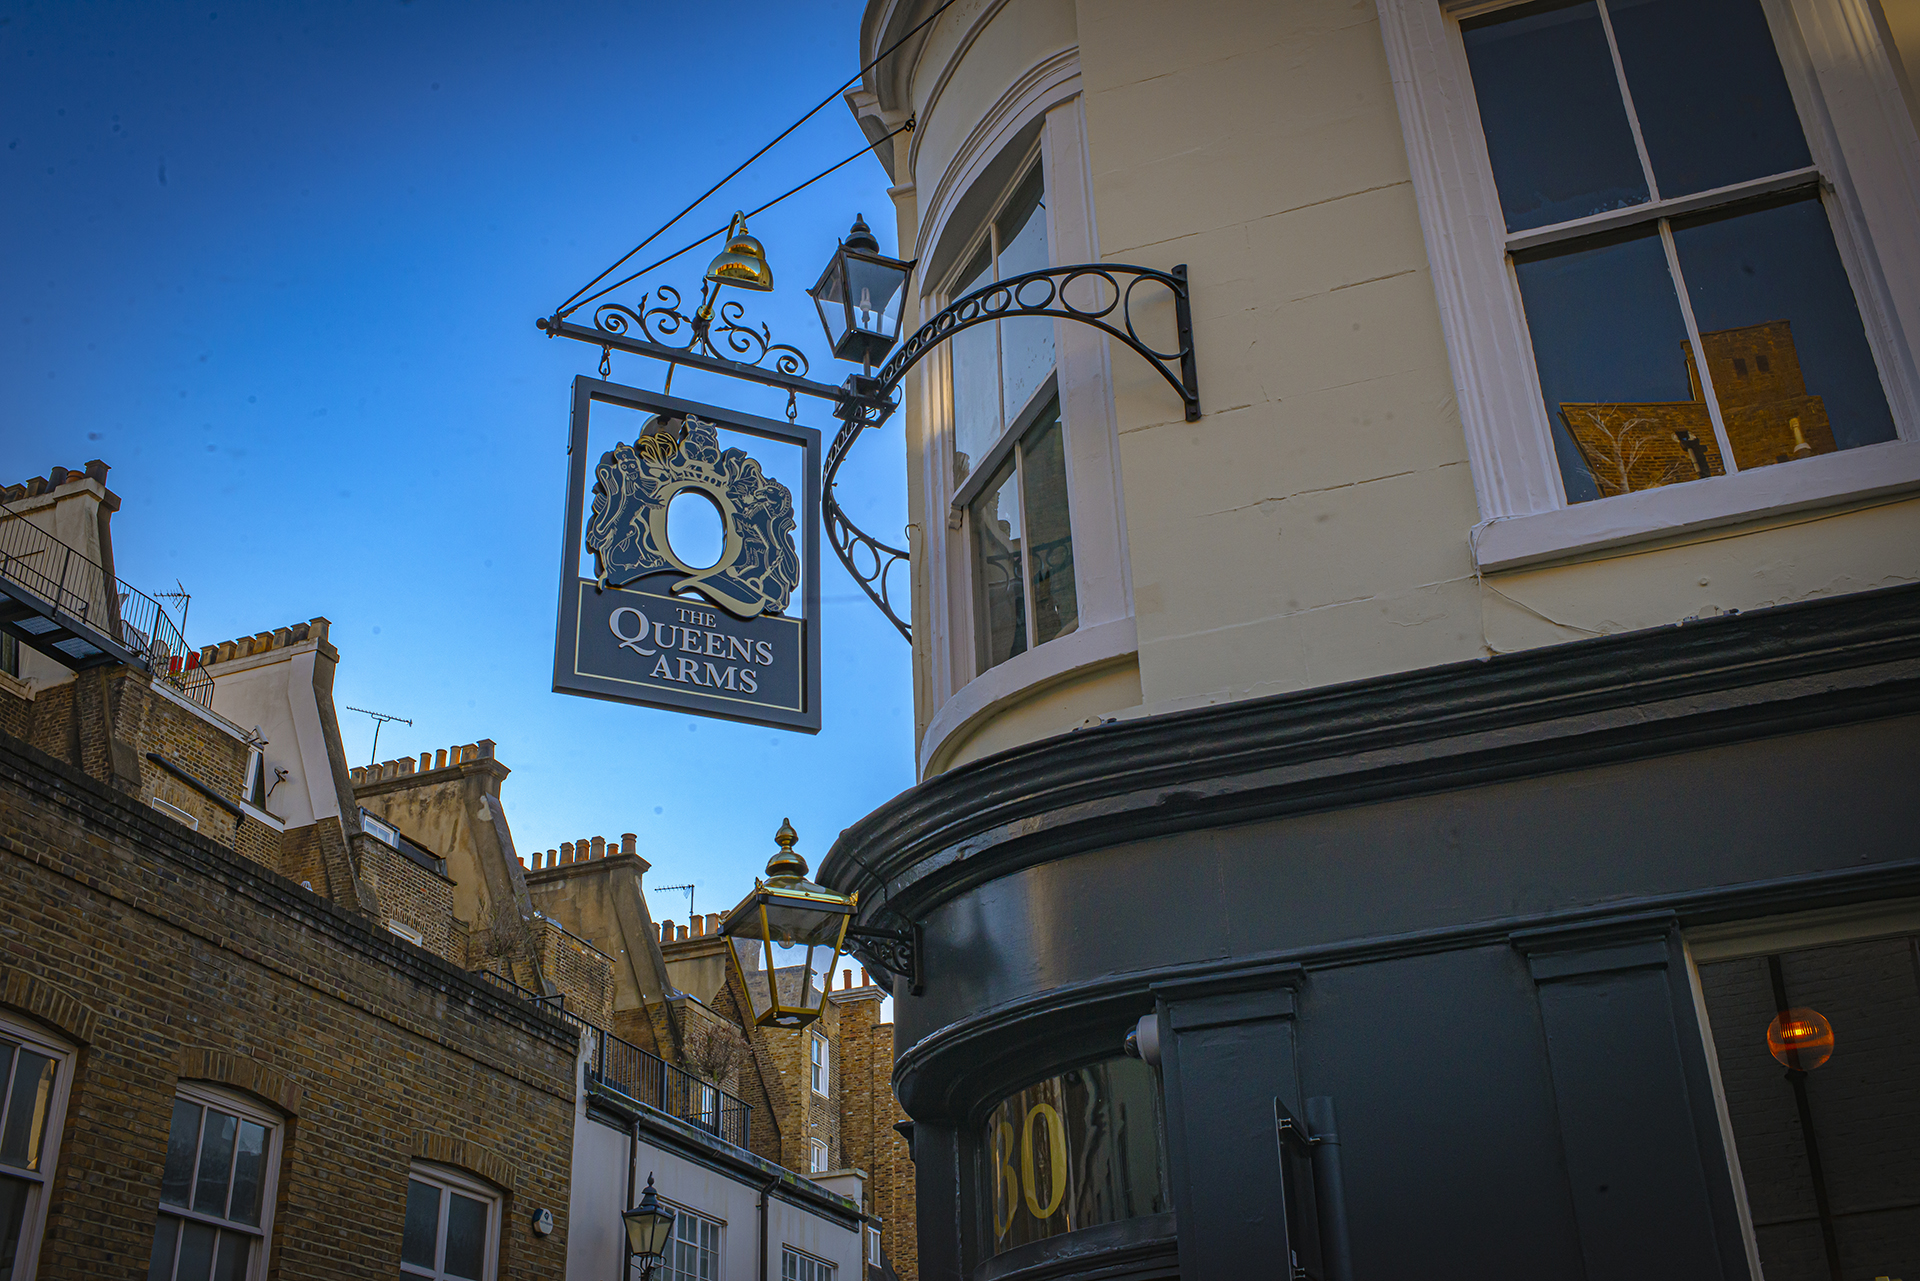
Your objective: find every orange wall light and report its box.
[1767,1007,1835,1071]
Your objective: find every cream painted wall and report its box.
[861,0,1920,773]
[1077,0,1487,713]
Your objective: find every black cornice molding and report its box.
[822,582,1920,927]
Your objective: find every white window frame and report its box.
[641,1203,722,1281]
[1375,0,1920,573]
[401,1162,501,1281]
[809,1032,829,1097]
[388,919,426,947]
[149,1081,284,1281]
[906,52,1138,776]
[0,1012,74,1281]
[781,1244,835,1281]
[808,1137,830,1174]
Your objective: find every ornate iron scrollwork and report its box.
[845,922,922,995]
[592,285,810,379]
[823,416,912,642]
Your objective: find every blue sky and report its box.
[2,0,915,918]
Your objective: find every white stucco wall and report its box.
[206,641,341,827]
[566,1076,865,1281]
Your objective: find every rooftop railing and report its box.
[477,969,752,1150]
[0,497,211,708]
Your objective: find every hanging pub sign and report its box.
[553,377,822,733]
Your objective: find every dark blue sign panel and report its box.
[553,378,821,733]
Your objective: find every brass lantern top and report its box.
[704,212,775,292]
[719,820,855,1030]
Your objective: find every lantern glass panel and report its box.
[845,256,906,341]
[731,932,775,1023]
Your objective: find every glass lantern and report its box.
[623,1174,676,1262]
[720,819,854,1030]
[809,215,914,369]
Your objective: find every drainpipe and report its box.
[756,1173,781,1281]
[626,1120,639,1280]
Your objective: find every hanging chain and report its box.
[599,345,612,379]
[786,391,799,424]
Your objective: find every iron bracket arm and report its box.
[844,922,923,996]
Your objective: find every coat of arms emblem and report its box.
[586,414,801,619]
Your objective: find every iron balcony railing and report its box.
[0,496,212,708]
[478,970,752,1150]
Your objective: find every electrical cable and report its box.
[552,0,957,318]
[562,119,913,319]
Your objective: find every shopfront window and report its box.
[1697,934,1920,1277]
[982,1056,1166,1256]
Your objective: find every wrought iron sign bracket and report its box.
[844,922,923,996]
[541,263,1199,646]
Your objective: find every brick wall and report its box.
[0,728,581,1281]
[835,989,917,1281]
[535,918,616,1026]
[358,838,461,964]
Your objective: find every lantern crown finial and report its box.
[845,214,879,253]
[768,817,807,878]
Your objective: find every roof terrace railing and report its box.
[477,969,752,1151]
[0,497,211,708]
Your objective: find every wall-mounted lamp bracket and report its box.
[844,922,922,996]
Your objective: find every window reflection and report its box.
[1607,0,1810,198]
[1466,0,1895,504]
[1020,411,1078,647]
[1461,0,1648,232]
[952,244,1001,485]
[983,1057,1166,1255]
[995,167,1054,426]
[971,457,1027,670]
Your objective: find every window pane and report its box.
[1607,0,1810,197]
[1461,0,1649,232]
[995,166,1055,424]
[952,244,1001,484]
[970,456,1027,670]
[210,1231,250,1281]
[146,1214,179,1281]
[402,1180,440,1268]
[1698,938,1920,1280]
[2,1174,32,1279]
[1020,407,1078,646]
[175,1220,217,1281]
[160,1101,202,1208]
[1513,224,1708,502]
[192,1111,236,1218]
[227,1121,267,1227]
[0,1050,53,1171]
[442,1191,488,1280]
[1671,191,1897,466]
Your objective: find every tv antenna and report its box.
[154,581,191,634]
[344,705,412,764]
[653,882,695,927]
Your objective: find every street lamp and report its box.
[720,819,853,1030]
[623,1174,676,1278]
[808,215,914,369]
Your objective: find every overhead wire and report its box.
[563,119,914,319]
[552,0,958,320]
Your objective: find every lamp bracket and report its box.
[844,922,923,996]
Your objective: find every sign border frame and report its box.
[552,376,823,734]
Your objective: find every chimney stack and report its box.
[621,833,637,857]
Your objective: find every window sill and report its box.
[1473,438,1920,573]
[920,616,1138,777]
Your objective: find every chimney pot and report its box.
[48,467,69,487]
[419,752,431,772]
[23,478,46,497]
[676,924,688,941]
[560,842,574,865]
[705,912,719,936]
[84,460,109,482]
[860,967,869,986]
[692,916,704,938]
[844,970,852,989]
[271,627,291,649]
[308,617,330,644]
[621,833,637,857]
[590,836,606,860]
[477,738,495,759]
[660,921,670,942]
[436,749,448,770]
